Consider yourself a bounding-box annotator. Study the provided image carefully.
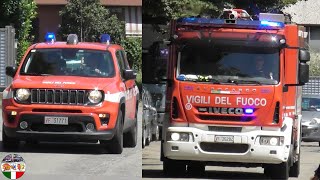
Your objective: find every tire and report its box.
[101,110,123,154]
[289,146,300,177]
[163,158,186,177]
[265,162,289,179]
[124,108,138,148]
[152,125,160,141]
[2,125,19,149]
[187,162,205,177]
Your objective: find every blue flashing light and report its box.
[45,32,56,43]
[260,21,283,27]
[101,34,111,44]
[177,17,284,30]
[244,108,254,114]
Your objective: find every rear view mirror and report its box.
[299,49,310,62]
[123,69,137,80]
[298,62,309,85]
[6,66,17,78]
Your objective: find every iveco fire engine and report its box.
[2,33,139,154]
[161,10,310,179]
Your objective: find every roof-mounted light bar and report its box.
[177,17,285,29]
[66,34,79,45]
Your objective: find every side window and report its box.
[121,50,131,70]
[116,51,125,78]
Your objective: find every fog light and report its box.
[171,133,180,141]
[20,121,28,129]
[86,123,95,131]
[11,111,17,116]
[99,114,107,118]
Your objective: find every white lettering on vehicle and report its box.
[236,97,267,106]
[186,95,210,104]
[215,97,232,105]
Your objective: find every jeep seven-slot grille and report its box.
[31,89,87,105]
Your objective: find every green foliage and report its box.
[143,0,301,25]
[58,0,125,43]
[309,50,320,76]
[0,0,37,64]
[121,37,142,72]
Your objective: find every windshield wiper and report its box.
[227,79,261,85]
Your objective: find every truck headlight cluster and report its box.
[167,132,193,142]
[259,136,284,146]
[88,90,103,104]
[15,88,30,101]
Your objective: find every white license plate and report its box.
[44,116,68,125]
[215,135,234,143]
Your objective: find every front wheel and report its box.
[2,125,20,149]
[163,158,186,177]
[101,110,123,154]
[124,108,138,148]
[264,162,289,179]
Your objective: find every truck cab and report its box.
[2,33,139,154]
[161,11,310,179]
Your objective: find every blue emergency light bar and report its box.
[45,32,56,43]
[177,17,285,29]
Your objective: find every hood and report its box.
[179,82,276,126]
[302,111,320,122]
[11,76,115,90]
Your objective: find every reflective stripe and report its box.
[104,91,125,103]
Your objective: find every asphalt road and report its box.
[143,141,320,180]
[0,103,142,180]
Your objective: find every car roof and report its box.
[31,42,123,51]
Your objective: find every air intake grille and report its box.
[30,89,87,105]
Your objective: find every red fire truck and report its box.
[161,10,310,179]
[2,33,139,154]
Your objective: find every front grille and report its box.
[199,115,255,122]
[31,89,87,105]
[200,142,249,153]
[32,109,82,113]
[208,126,242,132]
[30,124,83,132]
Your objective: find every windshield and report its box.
[302,97,320,111]
[177,44,280,85]
[20,49,115,77]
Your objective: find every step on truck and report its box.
[160,9,310,179]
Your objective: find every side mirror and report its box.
[123,69,136,80]
[6,66,17,78]
[298,62,309,85]
[299,49,310,62]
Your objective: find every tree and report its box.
[0,0,37,64]
[143,0,301,25]
[58,0,125,44]
[309,50,320,76]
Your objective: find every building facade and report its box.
[283,0,320,50]
[35,0,142,41]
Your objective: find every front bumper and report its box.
[163,127,291,165]
[3,112,116,142]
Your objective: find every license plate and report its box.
[215,135,234,143]
[44,116,68,125]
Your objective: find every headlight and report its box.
[167,132,192,142]
[15,89,30,101]
[88,90,102,104]
[259,136,284,146]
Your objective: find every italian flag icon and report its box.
[2,171,25,179]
